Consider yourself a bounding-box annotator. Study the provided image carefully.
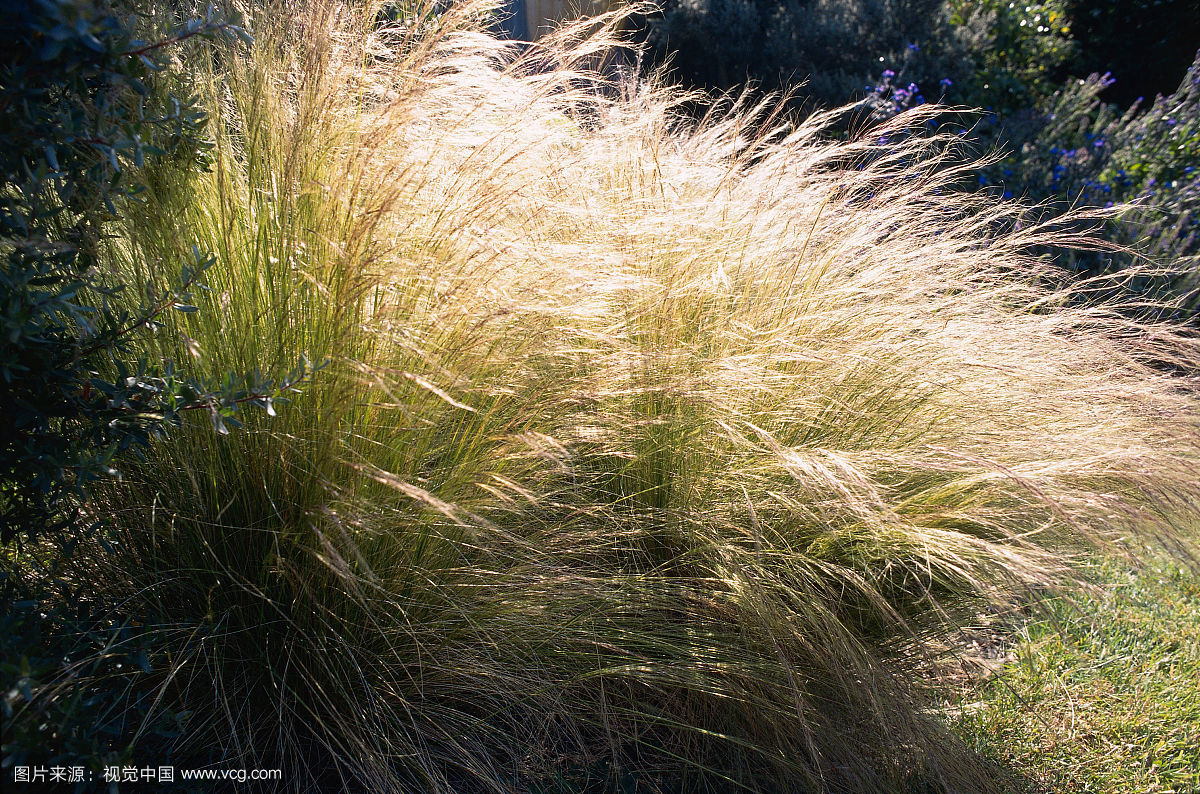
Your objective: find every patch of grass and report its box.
[952,557,1200,793]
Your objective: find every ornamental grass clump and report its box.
[43,1,1200,790]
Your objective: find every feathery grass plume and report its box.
[44,0,1200,790]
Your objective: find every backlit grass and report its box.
[9,2,1200,791]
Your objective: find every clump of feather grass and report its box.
[45,1,1200,791]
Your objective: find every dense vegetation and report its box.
[0,0,254,547]
[641,0,1200,314]
[3,1,1199,792]
[643,0,1199,107]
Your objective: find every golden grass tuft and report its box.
[54,1,1200,790]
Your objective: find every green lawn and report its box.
[950,556,1200,793]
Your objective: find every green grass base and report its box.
[950,558,1200,793]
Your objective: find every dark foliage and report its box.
[643,0,951,105]
[0,0,308,548]
[639,0,1088,113]
[0,2,309,784]
[1067,0,1200,107]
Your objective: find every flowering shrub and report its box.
[858,53,954,122]
[974,54,1200,312]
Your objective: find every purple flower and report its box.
[907,43,919,51]
[939,78,953,88]
[882,69,895,79]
